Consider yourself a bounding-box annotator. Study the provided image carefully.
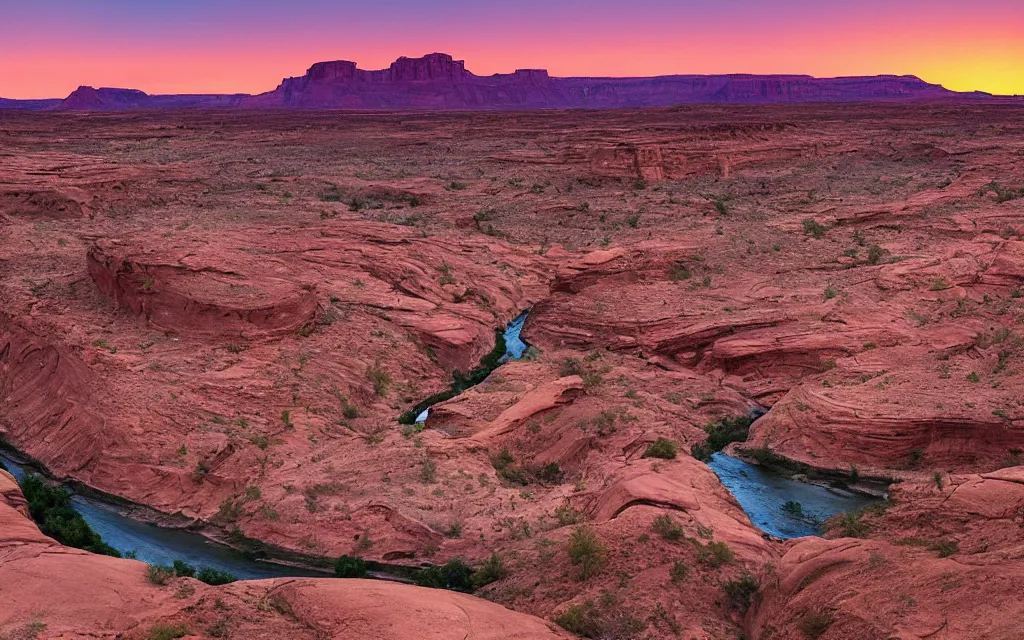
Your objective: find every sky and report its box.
[1,0,1022,98]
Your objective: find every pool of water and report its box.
[416,310,529,423]
[1,452,324,579]
[707,453,879,539]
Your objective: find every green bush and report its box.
[642,438,677,460]
[334,555,368,578]
[722,572,760,612]
[802,219,829,239]
[19,475,121,557]
[196,567,237,585]
[670,559,689,583]
[691,415,754,461]
[471,553,508,589]
[416,558,473,592]
[568,526,607,580]
[555,602,604,638]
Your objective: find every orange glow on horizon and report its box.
[2,23,1022,99]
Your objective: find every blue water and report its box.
[707,453,879,539]
[0,452,324,579]
[499,311,530,362]
[416,310,529,423]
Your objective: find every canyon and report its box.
[1,102,1023,639]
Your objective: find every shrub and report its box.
[471,553,508,589]
[802,219,829,239]
[555,602,604,638]
[867,245,887,265]
[651,515,684,541]
[559,357,584,377]
[642,438,677,460]
[568,526,608,580]
[691,415,754,461]
[554,593,644,639]
[696,540,734,568]
[933,471,944,490]
[196,567,237,586]
[799,610,835,639]
[416,558,473,591]
[555,503,580,526]
[722,572,760,612]
[147,564,175,585]
[334,555,368,578]
[19,475,121,557]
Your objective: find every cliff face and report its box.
[52,86,247,111]
[18,52,994,112]
[242,53,966,109]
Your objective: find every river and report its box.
[707,452,880,538]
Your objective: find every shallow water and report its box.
[1,452,323,579]
[707,453,879,539]
[416,310,529,423]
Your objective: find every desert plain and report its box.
[2,103,1024,639]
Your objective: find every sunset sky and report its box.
[2,0,1022,98]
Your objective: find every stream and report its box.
[0,312,533,578]
[415,310,529,423]
[0,451,324,579]
[707,452,880,538]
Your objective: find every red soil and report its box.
[1,104,1023,638]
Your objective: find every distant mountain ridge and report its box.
[0,52,1006,111]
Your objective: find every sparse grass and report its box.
[799,610,835,639]
[568,526,608,580]
[554,592,644,639]
[149,624,190,640]
[826,511,869,538]
[419,457,437,484]
[651,514,684,541]
[366,361,391,396]
[670,559,689,583]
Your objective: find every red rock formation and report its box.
[18,53,1010,112]
[0,470,570,640]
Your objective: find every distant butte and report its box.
[0,52,1009,111]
